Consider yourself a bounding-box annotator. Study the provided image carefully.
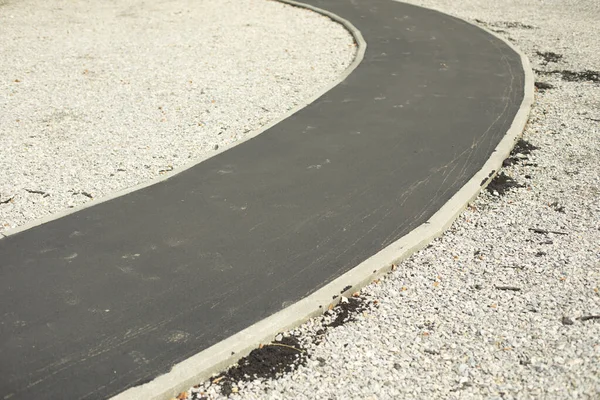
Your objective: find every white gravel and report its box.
[0,0,356,233]
[187,0,600,399]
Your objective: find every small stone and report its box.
[561,316,574,325]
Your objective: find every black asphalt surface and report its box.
[0,0,525,398]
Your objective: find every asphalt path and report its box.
[0,0,524,398]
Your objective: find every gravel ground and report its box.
[183,0,600,399]
[0,0,356,233]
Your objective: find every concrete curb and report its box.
[111,2,534,400]
[0,0,366,240]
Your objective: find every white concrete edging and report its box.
[111,1,534,400]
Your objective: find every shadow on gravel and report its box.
[502,138,540,167]
[534,81,554,91]
[210,336,307,396]
[202,294,374,396]
[314,295,372,344]
[326,297,370,328]
[536,51,563,65]
[488,138,539,196]
[535,69,600,83]
[486,172,525,196]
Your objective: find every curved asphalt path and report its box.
[0,0,525,399]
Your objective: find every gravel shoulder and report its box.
[0,0,356,233]
[183,0,600,399]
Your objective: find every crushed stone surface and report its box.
[0,0,356,233]
[184,0,600,399]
